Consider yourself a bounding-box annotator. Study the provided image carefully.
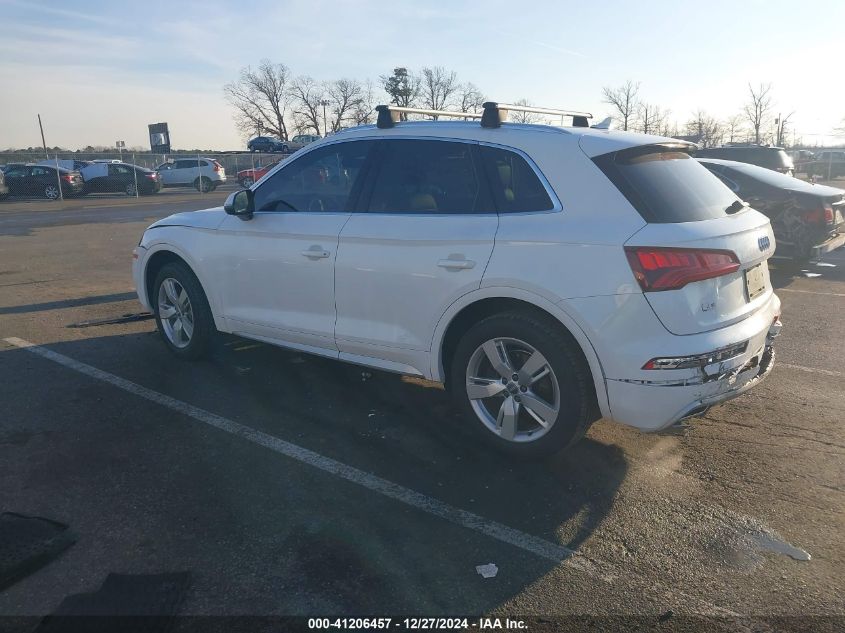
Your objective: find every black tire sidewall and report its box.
[152,262,215,360]
[449,311,594,458]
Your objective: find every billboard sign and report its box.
[148,122,171,154]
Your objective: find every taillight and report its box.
[213,161,222,172]
[144,173,156,179]
[625,246,740,292]
[824,204,834,223]
[61,174,73,183]
[803,205,834,224]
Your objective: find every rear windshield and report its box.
[594,147,739,223]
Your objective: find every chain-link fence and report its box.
[0,151,292,201]
[0,151,287,175]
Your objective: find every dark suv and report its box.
[694,145,794,176]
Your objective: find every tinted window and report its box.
[595,147,739,223]
[366,140,487,214]
[31,166,53,176]
[479,146,554,212]
[254,140,374,212]
[4,166,29,177]
[173,160,195,169]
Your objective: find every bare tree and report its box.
[743,83,773,145]
[658,117,677,138]
[419,66,459,116]
[289,76,325,136]
[635,102,667,135]
[509,99,544,124]
[224,59,292,140]
[352,79,376,126]
[724,114,746,143]
[325,78,364,133]
[380,67,419,119]
[456,82,485,114]
[775,111,795,147]
[686,110,724,148]
[602,80,640,131]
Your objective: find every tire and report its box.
[44,184,61,200]
[125,183,137,196]
[449,311,597,458]
[281,145,289,154]
[152,262,215,360]
[194,177,212,193]
[241,177,254,189]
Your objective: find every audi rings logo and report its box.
[758,236,771,251]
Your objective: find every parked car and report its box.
[699,158,845,261]
[0,162,29,173]
[2,164,84,199]
[156,158,226,192]
[280,134,321,153]
[37,159,93,172]
[806,150,845,179]
[694,145,795,176]
[133,105,781,458]
[0,169,7,199]
[80,162,161,196]
[237,159,281,188]
[247,136,285,153]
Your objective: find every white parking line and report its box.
[3,336,745,616]
[778,288,845,298]
[2,336,591,569]
[779,363,843,378]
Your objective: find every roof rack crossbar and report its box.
[376,105,482,128]
[481,102,593,128]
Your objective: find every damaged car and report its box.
[699,158,845,261]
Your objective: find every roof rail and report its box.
[376,105,482,128]
[481,102,593,129]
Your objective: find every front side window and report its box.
[253,140,374,212]
[31,167,52,177]
[366,140,488,214]
[479,146,555,213]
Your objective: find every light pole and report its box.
[319,99,329,136]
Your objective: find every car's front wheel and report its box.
[153,262,215,360]
[450,311,597,458]
[240,177,254,188]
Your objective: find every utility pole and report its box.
[319,99,329,136]
[37,114,48,159]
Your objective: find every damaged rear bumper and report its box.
[605,316,781,432]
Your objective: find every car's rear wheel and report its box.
[125,183,137,196]
[241,177,254,188]
[194,177,212,193]
[450,311,597,458]
[44,184,60,200]
[153,262,215,360]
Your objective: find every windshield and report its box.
[594,147,740,223]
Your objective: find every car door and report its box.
[3,166,31,195]
[106,164,128,192]
[213,139,376,352]
[333,138,498,372]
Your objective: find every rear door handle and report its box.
[301,247,330,259]
[437,259,476,270]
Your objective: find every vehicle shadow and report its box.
[0,332,628,616]
[767,254,845,289]
[0,292,138,315]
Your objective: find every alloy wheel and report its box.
[465,337,560,443]
[45,185,60,200]
[157,277,194,348]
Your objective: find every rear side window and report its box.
[365,140,490,214]
[594,146,739,223]
[479,146,554,212]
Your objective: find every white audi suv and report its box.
[132,103,781,457]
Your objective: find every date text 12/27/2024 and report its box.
[307,618,528,630]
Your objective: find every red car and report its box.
[237,160,281,188]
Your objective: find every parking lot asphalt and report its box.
[0,189,843,626]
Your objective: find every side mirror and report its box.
[224,189,254,219]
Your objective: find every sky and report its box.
[1,0,843,151]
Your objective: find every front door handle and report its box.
[437,258,476,270]
[301,246,330,259]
